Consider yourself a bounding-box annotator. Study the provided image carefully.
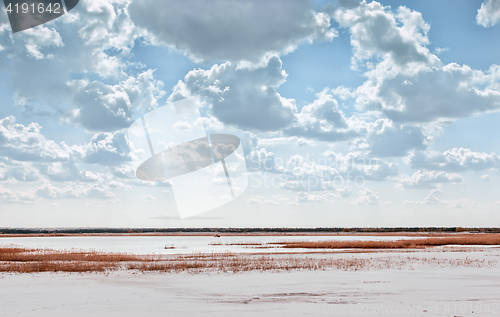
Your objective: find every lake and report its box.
[0,235,418,255]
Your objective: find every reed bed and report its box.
[209,241,264,246]
[1,244,497,274]
[0,246,149,273]
[272,234,500,249]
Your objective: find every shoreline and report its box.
[0,231,495,238]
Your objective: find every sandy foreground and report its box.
[2,248,500,317]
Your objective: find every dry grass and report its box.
[1,244,498,274]
[209,241,263,246]
[272,234,500,249]
[0,246,149,273]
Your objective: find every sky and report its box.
[1,0,500,228]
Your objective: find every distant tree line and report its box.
[0,227,499,234]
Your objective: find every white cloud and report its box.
[337,186,353,198]
[0,0,144,116]
[246,148,285,174]
[405,190,477,209]
[352,187,381,205]
[368,64,500,123]
[140,194,156,202]
[333,1,436,68]
[404,190,441,205]
[35,160,103,183]
[70,70,165,132]
[0,159,40,182]
[397,170,462,189]
[296,191,329,202]
[323,150,398,181]
[172,121,192,131]
[0,116,71,162]
[169,56,296,131]
[0,0,158,140]
[359,118,428,157]
[111,165,136,179]
[282,155,339,192]
[477,0,500,27]
[16,26,64,60]
[0,185,36,203]
[76,131,133,166]
[257,137,315,148]
[332,2,500,125]
[246,195,283,205]
[34,182,116,201]
[284,89,359,142]
[406,148,500,172]
[129,0,336,63]
[35,183,86,199]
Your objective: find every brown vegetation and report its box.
[1,243,498,274]
[0,246,148,273]
[209,241,263,246]
[272,234,500,249]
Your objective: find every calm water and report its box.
[0,235,418,255]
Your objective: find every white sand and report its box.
[2,249,500,316]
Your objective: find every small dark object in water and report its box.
[214,234,220,238]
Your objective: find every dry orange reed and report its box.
[1,234,499,274]
[272,234,500,249]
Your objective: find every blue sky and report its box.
[1,0,500,228]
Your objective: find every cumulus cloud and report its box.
[371,64,500,123]
[247,148,397,193]
[35,182,116,200]
[358,119,429,157]
[477,0,500,27]
[282,154,339,192]
[481,174,491,181]
[15,26,64,60]
[246,148,284,174]
[406,148,500,172]
[397,170,462,189]
[129,0,336,63]
[406,190,477,209]
[337,186,353,198]
[257,136,316,148]
[76,131,133,166]
[35,160,100,182]
[404,188,442,205]
[333,1,436,68]
[0,0,145,118]
[0,185,36,203]
[70,70,165,132]
[296,191,330,202]
[283,89,360,142]
[0,116,70,162]
[323,150,398,181]
[275,150,397,192]
[352,187,381,205]
[332,2,500,124]
[247,195,286,205]
[0,159,40,182]
[247,148,394,192]
[169,56,296,131]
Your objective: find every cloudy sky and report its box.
[1,0,500,228]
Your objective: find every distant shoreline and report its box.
[1,227,499,237]
[2,232,500,238]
